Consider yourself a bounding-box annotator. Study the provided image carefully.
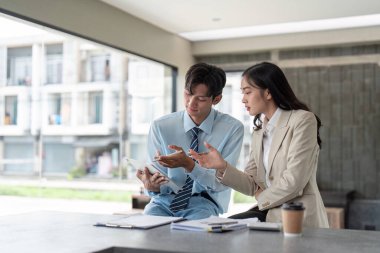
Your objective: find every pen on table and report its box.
[207,221,238,226]
[94,223,133,228]
[207,226,223,232]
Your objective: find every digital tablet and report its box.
[125,158,163,175]
[124,158,180,193]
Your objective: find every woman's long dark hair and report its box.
[242,62,322,148]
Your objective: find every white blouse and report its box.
[262,108,282,187]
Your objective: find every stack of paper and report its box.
[171,216,256,232]
[95,214,184,229]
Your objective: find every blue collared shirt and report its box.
[147,108,244,213]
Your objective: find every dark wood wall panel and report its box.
[284,63,380,199]
[307,67,320,118]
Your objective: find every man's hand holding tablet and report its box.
[126,158,180,193]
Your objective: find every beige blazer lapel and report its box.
[267,111,292,175]
[254,128,266,189]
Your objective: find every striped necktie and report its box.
[169,127,200,212]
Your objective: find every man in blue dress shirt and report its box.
[136,63,243,220]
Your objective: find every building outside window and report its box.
[45,44,63,84]
[4,95,17,125]
[90,55,110,82]
[79,48,110,83]
[89,91,103,124]
[60,94,71,126]
[48,93,61,125]
[47,93,70,126]
[7,47,32,86]
[76,91,104,125]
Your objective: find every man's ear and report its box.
[212,95,222,105]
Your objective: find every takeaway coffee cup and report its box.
[281,202,305,237]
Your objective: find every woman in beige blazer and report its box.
[190,62,329,228]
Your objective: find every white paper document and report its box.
[124,157,181,193]
[171,216,257,233]
[95,214,184,229]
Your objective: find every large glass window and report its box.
[129,59,166,134]
[127,59,173,165]
[0,14,175,180]
[215,72,253,169]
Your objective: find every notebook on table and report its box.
[171,216,255,233]
[94,213,184,229]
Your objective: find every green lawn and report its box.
[233,191,256,203]
[0,185,131,202]
[0,185,255,204]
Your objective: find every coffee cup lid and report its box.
[282,202,305,210]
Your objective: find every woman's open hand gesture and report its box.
[188,142,227,171]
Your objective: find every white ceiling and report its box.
[102,0,380,41]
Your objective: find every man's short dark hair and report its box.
[185,63,226,98]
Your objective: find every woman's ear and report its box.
[212,95,222,105]
[265,89,272,100]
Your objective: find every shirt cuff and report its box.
[215,162,228,181]
[188,162,203,178]
[147,190,159,197]
[146,184,171,196]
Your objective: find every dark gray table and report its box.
[0,211,378,253]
